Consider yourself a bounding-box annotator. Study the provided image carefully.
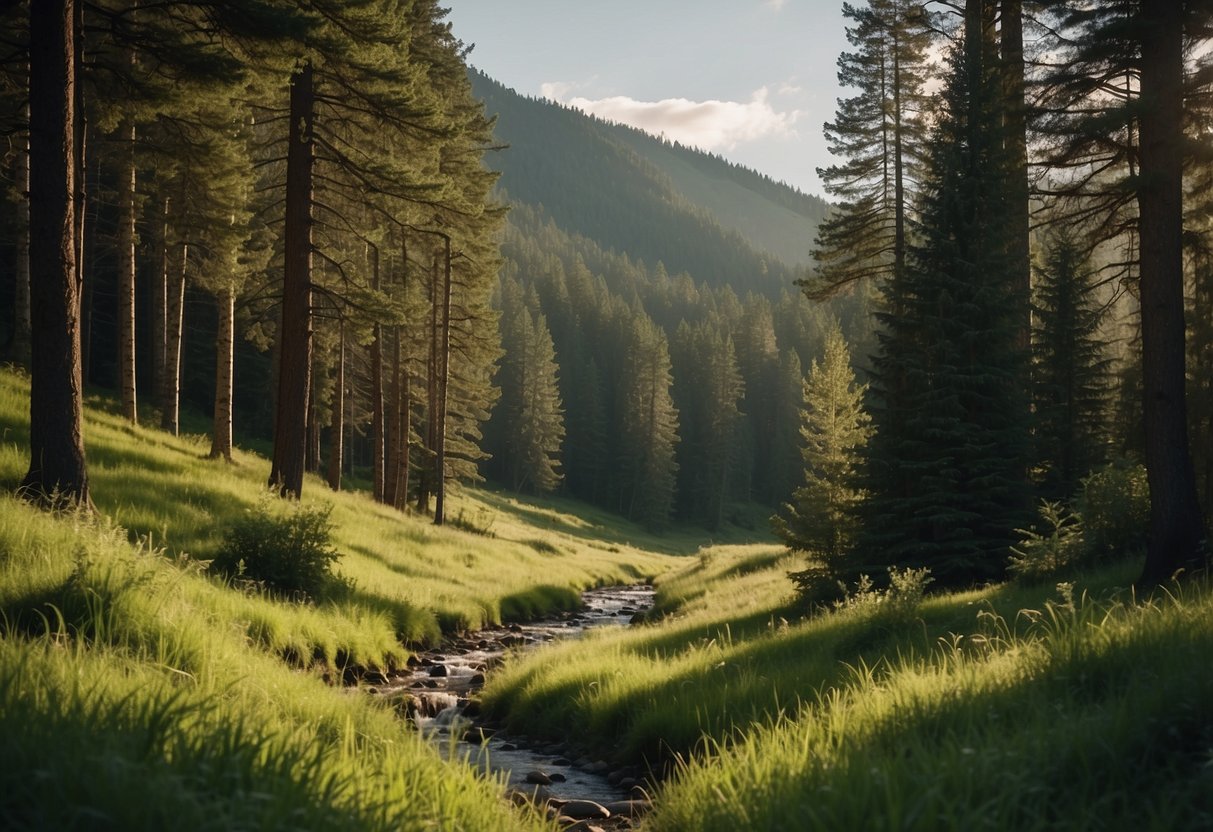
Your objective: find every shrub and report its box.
[827,566,934,630]
[1077,461,1149,562]
[211,498,344,601]
[1009,500,1084,581]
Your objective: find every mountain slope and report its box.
[470,70,828,294]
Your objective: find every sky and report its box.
[444,1,851,198]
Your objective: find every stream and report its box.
[365,584,656,827]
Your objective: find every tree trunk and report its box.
[370,244,385,502]
[208,286,235,460]
[326,323,344,491]
[151,196,168,403]
[269,61,315,498]
[434,235,452,526]
[1001,0,1030,356]
[12,102,32,367]
[1138,0,1207,584]
[417,252,438,514]
[160,238,187,435]
[22,0,90,507]
[384,325,400,507]
[118,120,138,424]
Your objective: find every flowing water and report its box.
[367,584,655,810]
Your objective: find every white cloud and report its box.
[539,80,575,101]
[766,0,788,10]
[545,86,801,151]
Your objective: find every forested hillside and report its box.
[470,71,863,528]
[469,70,829,288]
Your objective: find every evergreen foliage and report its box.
[492,287,565,494]
[772,323,870,562]
[808,0,931,297]
[860,25,1031,588]
[1032,229,1112,498]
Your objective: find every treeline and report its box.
[481,201,873,529]
[779,0,1211,591]
[0,0,502,523]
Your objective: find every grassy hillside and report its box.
[481,546,1213,830]
[0,366,694,829]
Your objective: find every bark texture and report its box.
[22,0,90,507]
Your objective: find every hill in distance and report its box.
[470,70,830,295]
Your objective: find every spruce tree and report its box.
[619,315,679,528]
[1032,229,1112,498]
[860,6,1031,587]
[772,324,870,561]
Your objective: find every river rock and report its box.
[428,664,449,677]
[552,757,571,766]
[585,760,611,774]
[525,770,552,786]
[603,800,650,817]
[500,742,517,751]
[548,772,567,783]
[563,822,607,832]
[559,800,610,820]
[469,672,486,685]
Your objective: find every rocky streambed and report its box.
[363,584,656,829]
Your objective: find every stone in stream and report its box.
[548,772,567,783]
[525,770,552,786]
[552,757,572,766]
[603,800,651,818]
[558,800,611,820]
[500,742,517,751]
[428,664,448,678]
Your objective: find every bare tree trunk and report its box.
[1001,0,1030,356]
[417,252,438,514]
[370,244,385,502]
[208,286,234,460]
[269,60,314,498]
[161,238,187,435]
[388,325,402,509]
[12,101,32,366]
[22,0,90,507]
[1138,0,1207,584]
[434,235,452,526]
[118,119,138,424]
[151,196,168,404]
[326,322,344,491]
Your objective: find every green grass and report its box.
[649,582,1213,831]
[0,365,717,829]
[480,539,1213,830]
[0,367,680,659]
[0,493,553,831]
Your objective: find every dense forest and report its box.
[1,0,1211,581]
[2,1,1213,830]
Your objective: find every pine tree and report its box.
[619,315,679,528]
[22,0,90,507]
[808,0,931,298]
[772,324,870,561]
[860,5,1031,587]
[1032,229,1112,498]
[496,306,564,493]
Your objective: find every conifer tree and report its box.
[22,0,90,507]
[808,0,931,298]
[619,315,679,528]
[773,324,870,561]
[860,5,1031,587]
[496,306,564,493]
[1032,229,1112,498]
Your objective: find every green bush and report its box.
[1077,461,1149,563]
[1009,500,1084,581]
[211,498,344,601]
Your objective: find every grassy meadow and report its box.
[3,364,1211,830]
[482,546,1213,830]
[0,366,690,829]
